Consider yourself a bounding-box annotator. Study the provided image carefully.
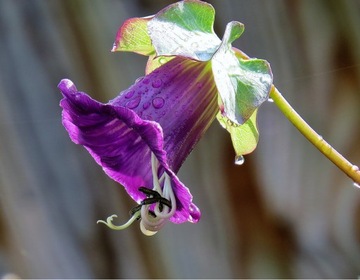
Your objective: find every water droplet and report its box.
[159,57,167,65]
[318,135,323,141]
[124,90,135,99]
[260,76,268,84]
[74,92,82,100]
[152,79,162,88]
[126,96,141,109]
[135,76,144,83]
[351,165,359,172]
[191,42,199,48]
[353,182,360,188]
[143,101,151,110]
[152,97,165,109]
[234,155,245,165]
[267,98,274,103]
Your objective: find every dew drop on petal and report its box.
[135,76,144,83]
[267,98,274,103]
[152,97,165,109]
[126,96,141,109]
[152,79,162,88]
[353,182,360,188]
[234,155,245,165]
[125,90,135,99]
[143,78,150,84]
[143,101,151,110]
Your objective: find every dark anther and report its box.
[129,205,142,218]
[138,187,172,208]
[138,187,162,198]
[128,187,172,218]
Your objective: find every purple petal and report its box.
[59,57,218,224]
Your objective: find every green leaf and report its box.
[212,21,273,125]
[148,0,221,61]
[217,109,259,156]
[112,17,156,56]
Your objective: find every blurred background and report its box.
[0,0,359,278]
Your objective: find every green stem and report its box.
[270,86,360,185]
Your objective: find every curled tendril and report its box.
[97,212,141,230]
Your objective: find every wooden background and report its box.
[0,0,359,278]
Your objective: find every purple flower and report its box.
[59,56,218,235]
[59,0,272,235]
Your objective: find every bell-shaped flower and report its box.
[59,0,273,235]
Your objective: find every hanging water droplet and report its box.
[353,182,360,188]
[126,96,141,109]
[152,97,165,109]
[124,90,135,99]
[152,79,162,88]
[234,155,245,165]
[267,98,274,103]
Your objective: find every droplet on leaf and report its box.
[234,155,244,165]
[191,42,199,48]
[159,57,167,65]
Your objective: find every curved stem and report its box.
[270,85,360,184]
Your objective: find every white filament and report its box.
[139,153,177,235]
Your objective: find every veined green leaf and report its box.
[148,0,221,61]
[212,21,273,125]
[112,16,155,56]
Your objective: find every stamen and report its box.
[154,173,177,218]
[140,204,166,232]
[151,153,162,195]
[98,152,177,236]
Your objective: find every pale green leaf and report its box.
[212,21,273,125]
[112,16,155,56]
[217,109,259,156]
[148,0,221,61]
